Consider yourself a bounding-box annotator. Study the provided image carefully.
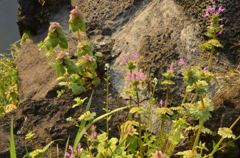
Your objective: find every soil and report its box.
[0,0,240,157]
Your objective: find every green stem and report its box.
[192,120,204,152]
[181,91,189,106]
[190,93,197,104]
[199,51,206,67]
[158,119,165,151]
[165,86,169,107]
[136,92,143,158]
[129,70,133,121]
[106,75,109,135]
[208,47,215,71]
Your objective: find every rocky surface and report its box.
[0,0,239,157]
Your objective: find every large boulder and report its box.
[0,0,239,157]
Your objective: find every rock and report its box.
[0,0,239,157]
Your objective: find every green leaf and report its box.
[79,19,86,32]
[161,80,175,86]
[218,128,236,139]
[56,64,65,76]
[78,111,96,121]
[92,77,101,86]
[227,140,235,147]
[130,107,147,114]
[59,38,68,49]
[64,59,77,74]
[209,39,223,48]
[58,82,67,86]
[71,83,84,95]
[72,97,88,108]
[195,80,209,95]
[95,52,103,57]
[10,117,16,158]
[48,37,59,48]
[57,89,65,97]
[190,98,214,121]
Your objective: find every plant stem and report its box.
[136,92,143,158]
[190,93,197,104]
[158,119,165,151]
[181,91,189,105]
[166,86,169,107]
[192,120,204,152]
[199,51,206,67]
[208,47,215,71]
[192,95,205,151]
[106,76,109,135]
[129,70,133,121]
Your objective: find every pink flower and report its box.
[203,67,208,73]
[131,52,139,61]
[131,73,137,81]
[178,58,186,68]
[204,5,225,18]
[138,71,145,81]
[169,65,173,72]
[159,100,163,107]
[122,56,128,63]
[126,72,137,81]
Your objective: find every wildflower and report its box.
[217,24,224,36]
[178,58,186,68]
[104,63,110,70]
[69,6,84,23]
[84,125,98,141]
[138,71,145,81]
[169,65,173,72]
[152,151,165,158]
[204,5,225,18]
[49,22,61,32]
[203,67,208,73]
[159,100,163,107]
[131,73,137,81]
[122,56,128,63]
[131,52,139,61]
[126,72,137,81]
[65,152,75,158]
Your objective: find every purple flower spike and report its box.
[138,71,145,81]
[131,52,139,61]
[122,56,128,63]
[169,65,173,72]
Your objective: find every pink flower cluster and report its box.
[204,5,225,18]
[65,143,81,158]
[126,71,145,81]
[83,125,98,141]
[122,52,139,63]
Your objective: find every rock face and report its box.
[0,0,239,157]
